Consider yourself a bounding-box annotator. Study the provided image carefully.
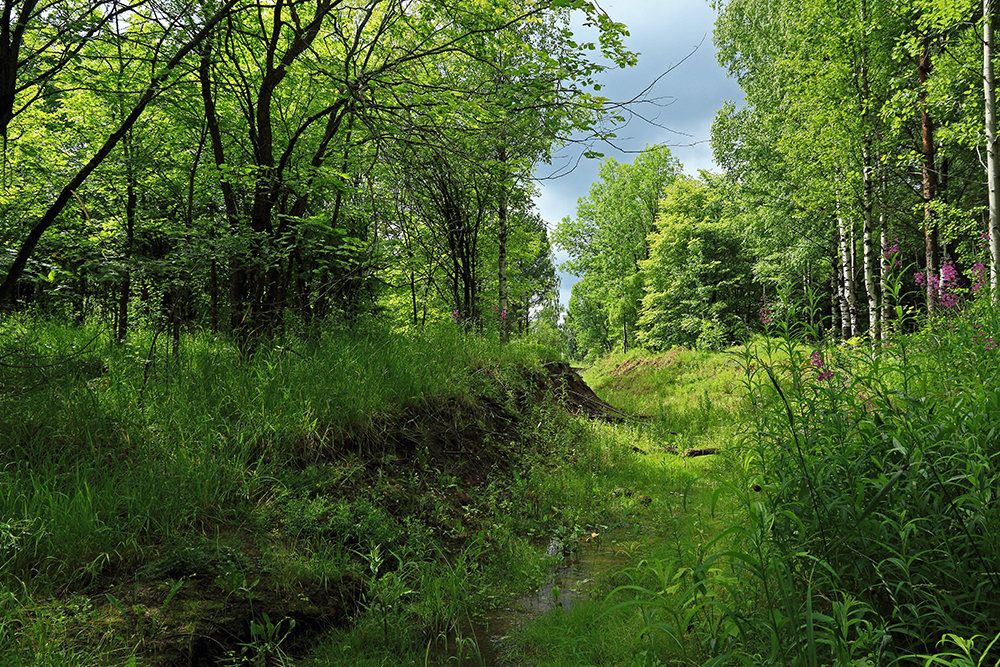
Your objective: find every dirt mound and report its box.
[55,360,626,665]
[542,361,635,422]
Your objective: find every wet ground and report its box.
[436,532,631,665]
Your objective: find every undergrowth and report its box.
[569,299,1000,666]
[7,292,998,665]
[502,292,1000,666]
[0,315,570,664]
[705,293,1000,664]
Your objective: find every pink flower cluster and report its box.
[972,262,987,295]
[883,238,900,266]
[971,323,997,349]
[811,350,833,381]
[759,302,773,325]
[914,260,961,310]
[490,305,507,319]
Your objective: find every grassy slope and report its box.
[0,317,586,664]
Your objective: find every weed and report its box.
[221,613,297,667]
[718,289,1000,662]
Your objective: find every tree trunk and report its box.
[118,133,136,343]
[209,227,219,333]
[862,154,878,341]
[838,207,857,338]
[497,166,510,343]
[172,297,180,361]
[920,38,939,313]
[880,195,891,341]
[409,251,419,328]
[858,10,878,340]
[831,262,842,338]
[986,0,1000,300]
[198,41,242,333]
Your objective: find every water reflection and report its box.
[436,532,631,666]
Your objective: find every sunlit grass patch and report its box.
[497,348,740,665]
[583,347,744,448]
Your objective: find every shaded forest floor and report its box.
[0,320,572,664]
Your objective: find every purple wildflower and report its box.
[810,350,833,380]
[883,238,900,266]
[759,302,774,325]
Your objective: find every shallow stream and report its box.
[437,532,631,665]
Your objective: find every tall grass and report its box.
[556,296,1000,665]
[714,295,1000,663]
[0,315,556,594]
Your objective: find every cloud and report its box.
[535,0,744,308]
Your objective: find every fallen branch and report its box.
[658,445,719,457]
[682,447,719,458]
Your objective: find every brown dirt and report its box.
[133,575,360,666]
[541,361,638,422]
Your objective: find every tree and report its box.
[0,0,239,307]
[0,0,636,354]
[986,0,1000,298]
[712,0,989,333]
[556,144,681,353]
[636,176,754,350]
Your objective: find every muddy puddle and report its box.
[435,531,633,666]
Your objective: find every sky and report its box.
[534,0,745,310]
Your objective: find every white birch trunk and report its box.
[832,267,842,339]
[838,208,857,338]
[986,0,1000,300]
[863,200,877,340]
[858,4,879,340]
[880,219,891,341]
[862,154,878,341]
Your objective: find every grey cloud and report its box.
[534,0,744,308]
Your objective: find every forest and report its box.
[2,0,1000,665]
[562,0,1000,360]
[0,0,627,343]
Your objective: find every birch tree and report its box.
[986,0,1000,299]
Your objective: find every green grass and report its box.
[710,298,1000,664]
[487,346,746,666]
[0,314,571,663]
[583,346,743,450]
[10,304,997,665]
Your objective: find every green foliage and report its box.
[718,296,1000,662]
[543,303,1000,665]
[0,311,600,662]
[557,145,682,358]
[1,0,626,345]
[636,177,756,351]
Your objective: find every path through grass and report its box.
[492,347,746,665]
